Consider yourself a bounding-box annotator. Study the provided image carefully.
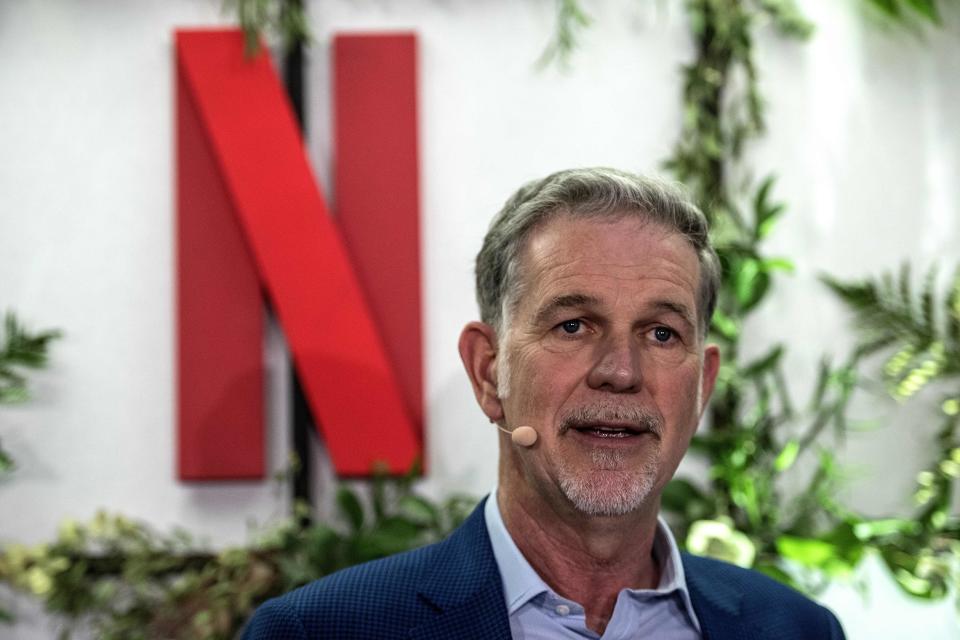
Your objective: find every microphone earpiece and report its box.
[496,424,538,447]
[511,425,538,447]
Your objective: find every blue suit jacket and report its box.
[243,500,845,639]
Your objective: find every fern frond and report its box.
[0,312,62,404]
[823,265,960,399]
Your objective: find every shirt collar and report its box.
[484,489,701,632]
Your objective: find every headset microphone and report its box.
[497,424,538,447]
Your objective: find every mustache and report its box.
[559,404,663,436]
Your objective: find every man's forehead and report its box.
[520,215,698,282]
[522,213,682,260]
[509,214,702,322]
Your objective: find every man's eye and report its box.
[561,320,582,334]
[653,326,674,343]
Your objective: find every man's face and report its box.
[496,214,718,517]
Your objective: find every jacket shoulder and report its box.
[683,553,846,639]
[242,501,500,640]
[242,543,440,639]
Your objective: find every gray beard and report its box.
[556,448,659,516]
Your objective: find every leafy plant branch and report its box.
[0,469,476,639]
[0,312,61,473]
[222,0,310,55]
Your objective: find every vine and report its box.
[541,0,959,601]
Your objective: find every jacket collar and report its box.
[408,498,763,640]
[410,497,512,639]
[683,552,767,640]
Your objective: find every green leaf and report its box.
[853,518,919,540]
[733,259,770,312]
[879,545,950,599]
[920,266,937,334]
[354,517,423,561]
[711,309,740,342]
[0,386,28,404]
[758,0,815,38]
[752,175,787,240]
[762,257,794,274]
[898,262,912,317]
[905,0,941,23]
[777,523,865,577]
[336,487,365,532]
[866,0,903,18]
[777,535,836,566]
[774,439,799,472]
[0,445,14,473]
[397,495,439,528]
[809,357,831,409]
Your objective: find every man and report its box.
[243,168,845,639]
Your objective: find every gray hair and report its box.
[475,167,720,337]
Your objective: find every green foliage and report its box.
[537,0,592,68]
[0,312,61,406]
[652,0,960,605]
[221,0,311,56]
[0,470,477,639]
[823,266,960,599]
[0,312,60,623]
[0,312,61,474]
[823,265,960,399]
[862,0,946,26]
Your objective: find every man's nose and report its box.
[586,332,642,393]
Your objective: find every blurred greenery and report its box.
[655,0,960,606]
[0,312,61,473]
[222,0,310,56]
[0,466,476,639]
[863,0,948,27]
[0,312,61,623]
[0,313,61,408]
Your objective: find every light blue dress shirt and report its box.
[484,490,702,640]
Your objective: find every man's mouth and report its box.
[560,406,663,440]
[571,424,648,438]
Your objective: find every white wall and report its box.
[1,0,957,637]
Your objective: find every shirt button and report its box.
[555,604,570,616]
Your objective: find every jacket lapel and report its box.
[409,498,512,640]
[683,553,765,640]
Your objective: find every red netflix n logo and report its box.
[176,30,422,480]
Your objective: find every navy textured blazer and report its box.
[242,499,845,639]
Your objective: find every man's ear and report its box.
[458,321,504,423]
[699,344,720,416]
